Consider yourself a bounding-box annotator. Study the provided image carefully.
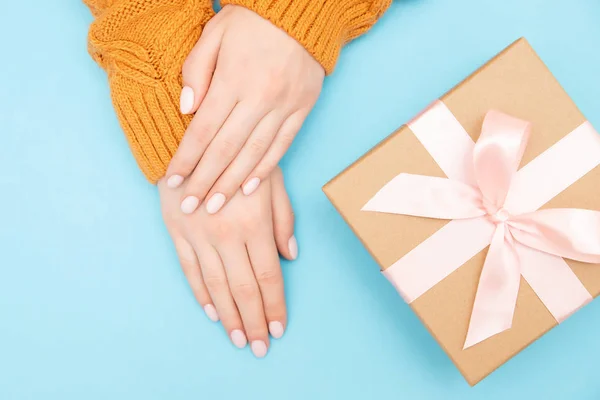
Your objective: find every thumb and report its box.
[270,167,297,261]
[179,20,223,115]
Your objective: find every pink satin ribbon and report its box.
[362,100,600,348]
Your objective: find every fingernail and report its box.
[167,174,184,188]
[269,321,285,339]
[206,193,226,214]
[242,178,260,196]
[203,304,219,322]
[251,340,268,358]
[230,329,247,349]
[181,196,200,214]
[288,235,298,260]
[180,86,194,114]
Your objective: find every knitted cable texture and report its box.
[85,0,214,183]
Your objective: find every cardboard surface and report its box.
[323,38,600,385]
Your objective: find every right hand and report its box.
[158,167,297,357]
[165,5,324,215]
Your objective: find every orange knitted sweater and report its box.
[85,0,391,183]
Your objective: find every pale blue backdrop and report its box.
[2,1,600,399]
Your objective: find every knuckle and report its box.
[216,74,237,92]
[204,274,227,293]
[191,124,214,146]
[279,129,297,148]
[231,281,260,302]
[209,219,234,241]
[179,257,197,272]
[267,66,286,84]
[260,84,283,103]
[175,156,198,175]
[248,136,269,155]
[239,209,263,232]
[217,138,238,159]
[256,269,282,287]
[300,75,323,98]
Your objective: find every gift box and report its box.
[323,38,600,385]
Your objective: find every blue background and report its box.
[2,0,600,398]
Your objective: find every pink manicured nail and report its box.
[167,175,184,188]
[251,340,268,358]
[203,304,219,322]
[230,329,247,349]
[268,321,284,339]
[180,86,194,114]
[181,196,200,214]
[242,178,260,196]
[288,235,298,260]
[206,193,226,214]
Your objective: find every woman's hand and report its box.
[159,167,297,357]
[165,5,324,215]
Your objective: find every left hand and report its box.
[159,167,296,357]
[165,4,324,215]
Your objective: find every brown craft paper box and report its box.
[322,38,600,385]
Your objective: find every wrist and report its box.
[220,0,359,74]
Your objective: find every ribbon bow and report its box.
[363,102,600,348]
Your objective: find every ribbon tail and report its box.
[362,173,485,219]
[517,244,592,323]
[510,209,600,263]
[464,224,521,349]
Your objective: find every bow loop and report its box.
[473,111,531,212]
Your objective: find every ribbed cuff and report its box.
[87,0,215,183]
[220,0,384,74]
[110,74,191,183]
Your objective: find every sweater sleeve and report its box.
[84,0,215,183]
[219,0,392,74]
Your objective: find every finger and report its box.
[218,242,270,358]
[204,110,284,203]
[246,226,287,340]
[166,80,236,189]
[173,238,218,321]
[196,242,247,349]
[180,23,224,115]
[270,167,297,261]
[181,104,265,215]
[243,109,308,191]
